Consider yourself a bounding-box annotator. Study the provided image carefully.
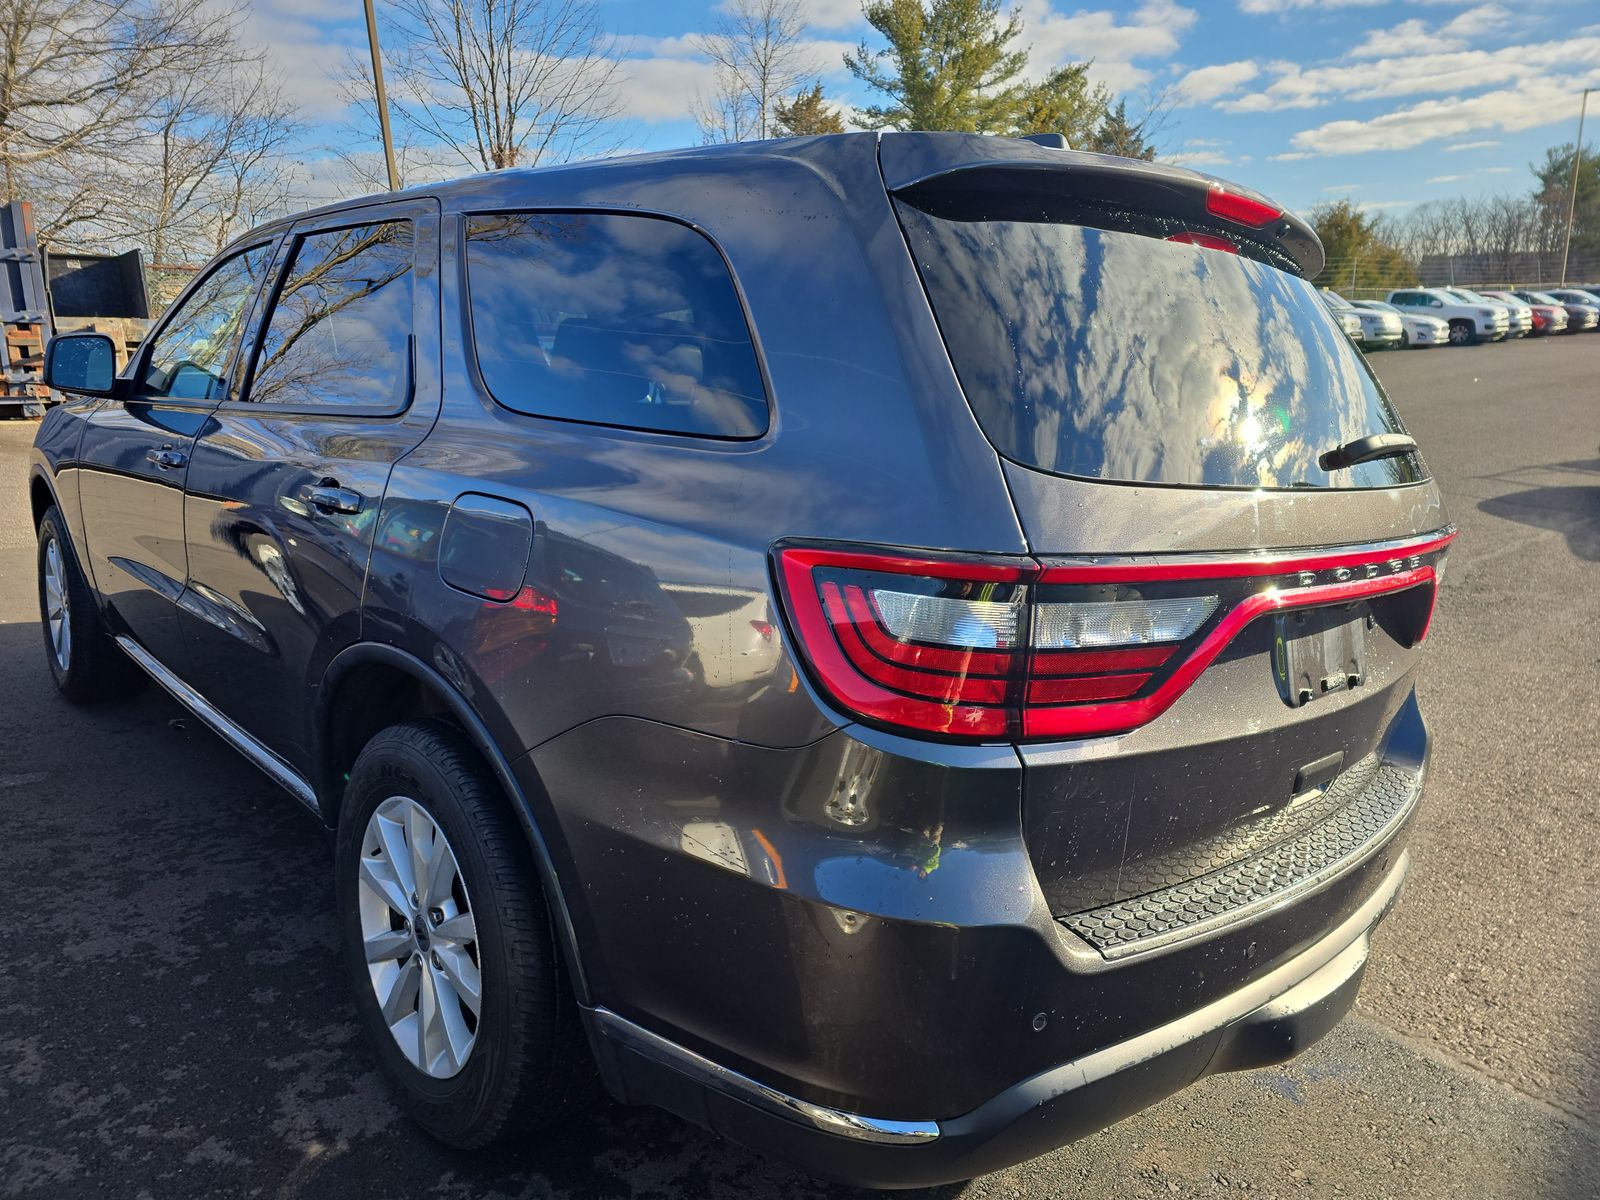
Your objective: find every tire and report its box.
[1447,319,1474,346]
[36,505,144,703]
[335,718,593,1148]
[1400,330,1411,348]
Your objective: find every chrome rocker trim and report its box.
[116,635,320,816]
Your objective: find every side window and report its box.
[140,244,274,400]
[464,212,767,438]
[244,220,414,409]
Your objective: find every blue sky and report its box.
[245,0,1600,218]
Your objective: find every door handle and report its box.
[301,483,363,514]
[146,446,188,470]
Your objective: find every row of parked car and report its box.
[1321,285,1600,349]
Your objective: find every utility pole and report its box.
[1558,87,1592,286]
[363,0,401,193]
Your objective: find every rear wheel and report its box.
[335,718,593,1148]
[36,506,144,703]
[1447,319,1474,346]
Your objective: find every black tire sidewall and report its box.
[334,725,554,1145]
[37,509,97,695]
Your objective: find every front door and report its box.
[75,242,278,671]
[179,200,441,778]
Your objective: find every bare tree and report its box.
[0,0,239,240]
[374,0,624,174]
[123,61,303,266]
[692,0,818,144]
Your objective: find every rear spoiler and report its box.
[878,132,1323,279]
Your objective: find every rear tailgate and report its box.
[881,134,1450,960]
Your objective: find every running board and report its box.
[115,636,320,817]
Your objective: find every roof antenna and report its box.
[1020,133,1069,149]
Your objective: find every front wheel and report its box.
[1447,320,1474,346]
[335,719,593,1148]
[36,506,144,703]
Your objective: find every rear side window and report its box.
[464,212,767,438]
[896,199,1424,490]
[245,221,414,410]
[141,244,274,400]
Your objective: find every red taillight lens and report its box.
[775,533,1455,744]
[1205,183,1282,229]
[1166,231,1240,254]
[776,548,1028,738]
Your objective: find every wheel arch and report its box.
[317,641,592,1003]
[29,468,57,531]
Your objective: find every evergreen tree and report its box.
[773,84,847,136]
[1088,99,1155,160]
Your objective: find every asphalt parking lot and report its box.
[1,336,1597,1200]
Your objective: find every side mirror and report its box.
[44,332,119,397]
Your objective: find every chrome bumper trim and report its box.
[116,635,320,816]
[591,852,1409,1149]
[591,1007,942,1144]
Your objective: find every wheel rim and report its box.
[43,537,71,671]
[358,796,482,1079]
[1449,324,1468,344]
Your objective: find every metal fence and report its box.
[1321,252,1600,302]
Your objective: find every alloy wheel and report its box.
[357,796,482,1078]
[43,536,71,671]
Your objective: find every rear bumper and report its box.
[587,853,1404,1189]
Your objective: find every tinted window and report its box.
[464,212,766,438]
[896,202,1422,489]
[245,221,413,409]
[141,244,274,400]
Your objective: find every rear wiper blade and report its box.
[1318,433,1417,471]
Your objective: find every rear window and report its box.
[895,199,1424,490]
[464,212,767,438]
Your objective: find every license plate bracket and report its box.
[1273,606,1367,708]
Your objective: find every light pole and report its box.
[1558,87,1593,286]
[363,0,401,193]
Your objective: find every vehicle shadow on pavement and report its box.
[1476,475,1600,562]
[0,616,966,1200]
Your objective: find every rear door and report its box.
[75,241,278,671]
[179,199,441,778]
[883,144,1449,958]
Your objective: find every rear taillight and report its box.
[1205,183,1282,229]
[775,533,1455,743]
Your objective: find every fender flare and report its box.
[318,641,593,1004]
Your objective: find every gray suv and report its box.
[29,132,1451,1188]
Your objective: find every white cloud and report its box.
[612,35,855,123]
[1443,138,1503,151]
[1357,200,1415,212]
[1287,75,1600,156]
[1220,37,1600,113]
[1322,182,1361,191]
[792,0,866,31]
[1028,1,1198,92]
[1176,60,1259,103]
[1349,5,1512,59]
[1239,0,1389,12]
[1427,173,1469,183]
[241,1,363,120]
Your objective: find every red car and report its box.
[1481,290,1566,335]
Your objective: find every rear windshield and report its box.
[894,200,1424,490]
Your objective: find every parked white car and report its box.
[1322,289,1401,349]
[1445,288,1530,338]
[1351,299,1447,348]
[1386,287,1510,345]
